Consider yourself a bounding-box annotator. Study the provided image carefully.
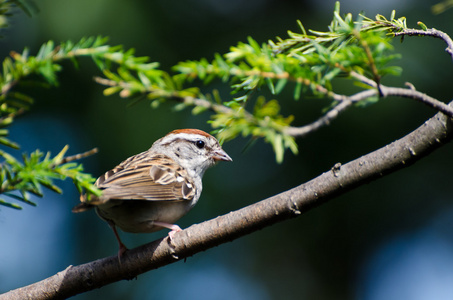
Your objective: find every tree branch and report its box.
[3,98,453,299]
[59,148,99,164]
[95,75,453,139]
[93,76,236,115]
[283,97,355,137]
[381,86,453,115]
[284,84,453,138]
[393,27,453,59]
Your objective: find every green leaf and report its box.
[0,199,22,210]
[417,21,428,31]
[192,105,208,115]
[294,80,302,100]
[39,180,63,194]
[274,78,288,94]
[0,116,14,127]
[172,103,186,111]
[0,137,19,149]
[3,192,37,206]
[323,68,341,82]
[52,145,69,165]
[273,134,284,163]
[103,86,122,96]
[266,78,276,94]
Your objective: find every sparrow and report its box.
[72,129,232,258]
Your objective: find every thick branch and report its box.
[3,99,452,299]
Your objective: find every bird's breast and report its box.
[96,199,196,233]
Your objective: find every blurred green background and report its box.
[2,0,453,299]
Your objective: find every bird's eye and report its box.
[195,140,205,149]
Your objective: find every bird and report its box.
[72,129,232,258]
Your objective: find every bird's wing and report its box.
[93,153,196,204]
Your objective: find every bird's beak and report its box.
[212,148,233,162]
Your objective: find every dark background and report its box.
[2,0,453,299]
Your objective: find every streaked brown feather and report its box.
[85,153,196,205]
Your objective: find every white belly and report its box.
[96,199,196,233]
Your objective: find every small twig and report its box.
[284,90,376,138]
[394,28,453,59]
[381,86,453,117]
[93,76,131,89]
[1,79,18,96]
[170,95,233,115]
[405,82,416,90]
[344,72,451,115]
[349,70,378,88]
[284,85,453,138]
[94,76,236,116]
[284,99,353,137]
[60,148,99,164]
[353,30,382,88]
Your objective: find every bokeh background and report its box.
[2,0,453,299]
